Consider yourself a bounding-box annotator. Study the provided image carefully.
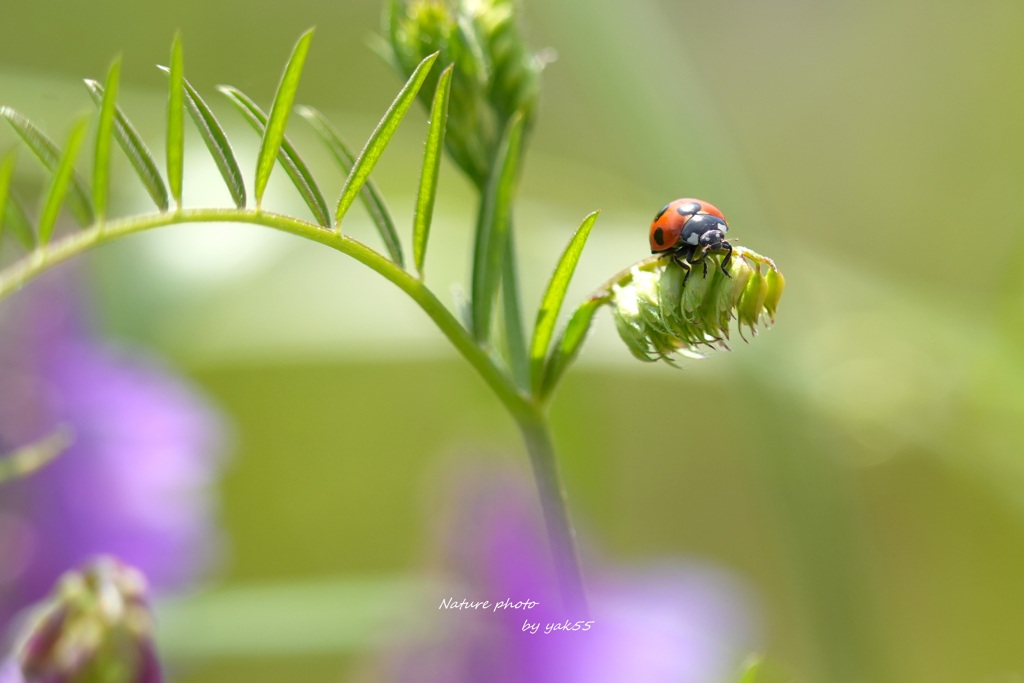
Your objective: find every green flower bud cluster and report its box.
[14,558,162,683]
[610,248,785,363]
[385,0,545,187]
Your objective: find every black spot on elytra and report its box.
[653,227,665,246]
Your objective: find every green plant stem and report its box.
[0,209,590,613]
[517,411,589,616]
[0,209,517,415]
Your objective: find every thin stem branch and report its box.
[517,409,589,616]
[0,427,72,484]
[586,253,666,304]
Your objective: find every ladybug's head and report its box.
[649,198,727,254]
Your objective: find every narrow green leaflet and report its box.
[255,28,315,207]
[0,428,72,485]
[540,297,602,400]
[383,0,404,68]
[501,234,529,388]
[2,192,35,249]
[334,51,439,241]
[529,211,599,392]
[298,106,401,263]
[0,150,17,244]
[0,107,95,225]
[219,86,329,227]
[157,67,246,208]
[92,57,121,220]
[166,32,185,208]
[37,114,91,245]
[412,64,452,276]
[83,81,170,212]
[470,112,524,342]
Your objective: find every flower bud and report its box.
[467,0,542,125]
[14,558,162,683]
[764,267,785,322]
[385,0,546,187]
[736,266,768,333]
[609,247,784,363]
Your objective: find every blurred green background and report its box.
[3,0,1024,681]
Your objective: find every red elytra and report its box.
[649,198,726,253]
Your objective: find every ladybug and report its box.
[649,198,733,277]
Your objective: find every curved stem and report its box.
[0,209,526,423]
[0,208,590,613]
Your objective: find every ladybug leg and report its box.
[676,257,693,285]
[719,243,733,278]
[672,246,695,271]
[672,248,696,285]
[689,247,710,278]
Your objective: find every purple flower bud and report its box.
[13,558,163,683]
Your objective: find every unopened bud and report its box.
[14,558,162,683]
[736,265,768,332]
[764,267,785,322]
[385,0,546,187]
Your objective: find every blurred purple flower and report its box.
[0,660,22,683]
[0,275,227,630]
[379,463,755,683]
